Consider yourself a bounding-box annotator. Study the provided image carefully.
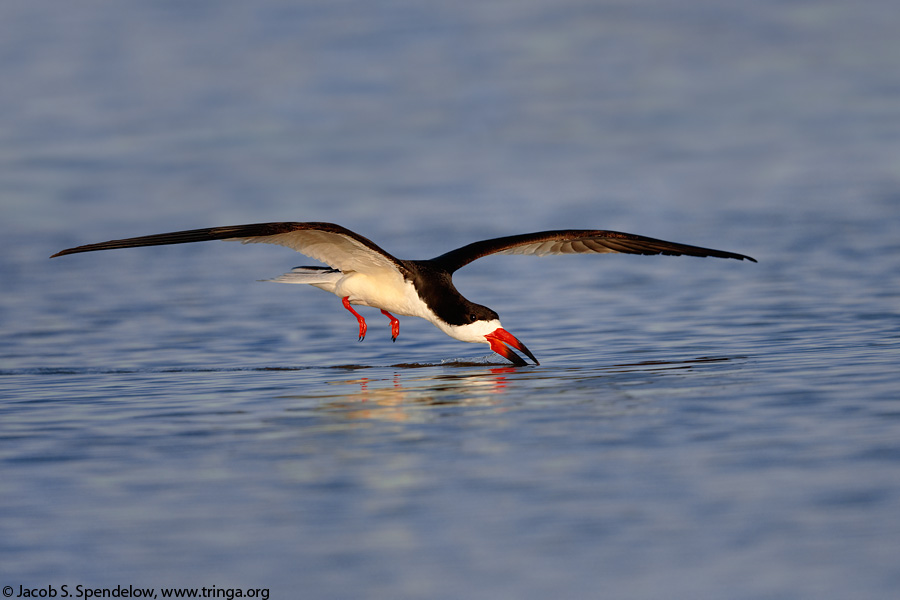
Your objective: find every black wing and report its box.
[51,222,406,274]
[431,229,756,273]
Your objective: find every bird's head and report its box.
[437,304,539,366]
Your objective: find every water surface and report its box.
[2,1,899,598]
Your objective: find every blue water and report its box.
[2,1,899,598]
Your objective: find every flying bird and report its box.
[51,222,756,366]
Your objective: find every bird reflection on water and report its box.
[275,356,741,424]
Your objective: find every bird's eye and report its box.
[469,313,477,323]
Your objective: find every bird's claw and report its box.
[381,310,400,343]
[343,296,368,343]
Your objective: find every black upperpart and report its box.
[403,259,499,327]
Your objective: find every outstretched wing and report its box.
[431,229,756,273]
[51,222,406,274]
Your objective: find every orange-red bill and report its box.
[485,328,539,366]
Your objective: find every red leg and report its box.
[342,296,367,342]
[381,310,400,342]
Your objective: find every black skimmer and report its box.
[51,222,756,366]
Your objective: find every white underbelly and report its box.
[333,271,432,319]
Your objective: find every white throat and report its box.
[436,318,503,345]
